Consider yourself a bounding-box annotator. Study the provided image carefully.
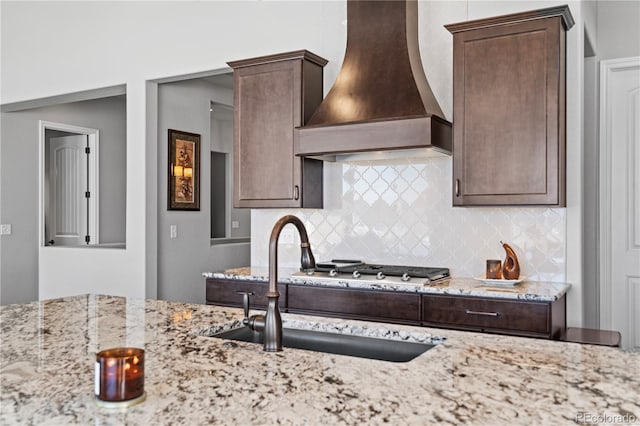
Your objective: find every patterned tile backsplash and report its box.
[251,156,566,281]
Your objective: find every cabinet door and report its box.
[422,294,552,337]
[287,285,421,325]
[451,16,566,206]
[205,278,284,310]
[231,52,324,209]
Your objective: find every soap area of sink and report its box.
[198,318,444,363]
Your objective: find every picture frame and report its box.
[168,129,200,211]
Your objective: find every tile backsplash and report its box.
[251,156,566,281]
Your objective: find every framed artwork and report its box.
[168,129,200,210]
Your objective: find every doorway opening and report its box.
[209,99,250,244]
[39,121,99,247]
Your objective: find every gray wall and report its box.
[157,78,249,304]
[0,96,126,304]
[597,1,640,60]
[583,55,599,328]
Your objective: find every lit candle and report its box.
[95,347,145,406]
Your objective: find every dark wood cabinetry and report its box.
[206,278,565,339]
[422,294,565,338]
[446,6,574,206]
[205,278,284,310]
[228,50,327,208]
[287,285,421,325]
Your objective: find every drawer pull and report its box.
[465,309,500,317]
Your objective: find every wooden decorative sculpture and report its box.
[500,241,520,280]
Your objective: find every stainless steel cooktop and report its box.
[293,260,450,285]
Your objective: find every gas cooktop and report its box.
[297,259,450,284]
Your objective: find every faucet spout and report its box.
[263,215,315,352]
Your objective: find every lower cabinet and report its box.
[287,285,421,325]
[205,278,566,339]
[422,294,566,339]
[205,278,284,310]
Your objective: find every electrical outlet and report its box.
[170,225,177,239]
[280,227,294,244]
[0,224,11,235]
[231,221,239,229]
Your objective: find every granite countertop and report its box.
[2,295,638,425]
[203,267,570,302]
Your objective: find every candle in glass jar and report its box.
[95,347,145,406]
[486,259,502,279]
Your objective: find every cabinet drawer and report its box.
[288,285,420,324]
[422,295,550,335]
[205,279,284,309]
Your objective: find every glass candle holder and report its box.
[95,347,146,408]
[486,259,502,279]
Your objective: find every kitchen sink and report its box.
[210,326,436,362]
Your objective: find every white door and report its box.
[46,135,89,246]
[600,57,640,351]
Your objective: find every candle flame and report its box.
[133,356,139,365]
[172,310,193,323]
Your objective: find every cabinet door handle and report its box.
[294,185,300,200]
[465,309,500,317]
[455,179,460,197]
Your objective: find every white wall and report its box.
[1,1,327,302]
[157,78,249,303]
[1,2,328,104]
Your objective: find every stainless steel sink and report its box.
[211,326,436,362]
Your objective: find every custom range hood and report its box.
[294,0,452,160]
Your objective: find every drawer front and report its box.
[206,279,283,309]
[422,295,550,334]
[288,285,420,323]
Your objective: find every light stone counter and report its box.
[203,266,570,302]
[1,295,638,425]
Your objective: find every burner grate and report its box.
[314,260,450,282]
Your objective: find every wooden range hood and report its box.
[294,0,452,159]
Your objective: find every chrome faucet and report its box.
[244,215,315,352]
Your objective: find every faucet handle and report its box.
[236,291,265,331]
[236,291,254,320]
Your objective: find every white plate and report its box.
[474,276,525,286]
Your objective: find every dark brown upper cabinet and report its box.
[446,6,574,206]
[228,50,327,208]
